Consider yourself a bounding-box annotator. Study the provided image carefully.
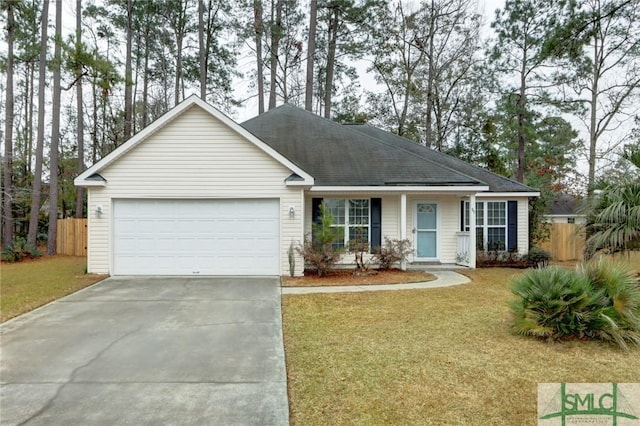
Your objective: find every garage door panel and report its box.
[113,199,279,275]
[117,256,198,275]
[172,220,199,233]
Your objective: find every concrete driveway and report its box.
[0,277,289,425]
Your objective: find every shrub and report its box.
[348,227,370,271]
[510,261,640,350]
[372,237,413,270]
[578,259,640,341]
[1,238,42,263]
[288,241,296,277]
[297,202,344,276]
[476,249,522,266]
[523,247,552,267]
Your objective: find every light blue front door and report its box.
[416,203,437,258]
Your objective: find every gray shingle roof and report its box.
[241,104,534,192]
[549,194,584,215]
[348,124,536,193]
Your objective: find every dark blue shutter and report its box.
[312,198,323,224]
[311,198,323,245]
[507,200,517,251]
[460,200,465,231]
[370,198,382,251]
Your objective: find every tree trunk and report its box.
[75,0,85,218]
[142,23,150,128]
[132,32,140,135]
[27,0,50,248]
[199,0,206,99]
[174,15,185,105]
[26,62,35,175]
[123,0,133,140]
[424,0,435,149]
[47,0,63,255]
[516,94,526,183]
[254,0,265,113]
[172,0,188,106]
[268,0,283,110]
[305,0,317,111]
[2,1,15,247]
[323,7,339,119]
[587,38,600,195]
[516,49,528,183]
[91,76,99,163]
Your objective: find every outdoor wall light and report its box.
[95,205,103,216]
[289,206,295,218]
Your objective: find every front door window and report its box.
[416,203,437,258]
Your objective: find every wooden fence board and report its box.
[539,223,585,261]
[56,219,87,256]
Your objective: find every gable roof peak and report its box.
[75,96,314,187]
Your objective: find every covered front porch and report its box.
[397,192,479,269]
[304,187,486,269]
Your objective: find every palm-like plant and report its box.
[584,147,640,257]
[510,266,605,340]
[510,261,640,350]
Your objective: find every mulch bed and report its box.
[281,269,436,287]
[477,261,538,269]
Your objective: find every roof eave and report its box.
[309,185,491,192]
[286,179,315,187]
[475,191,540,197]
[73,178,106,187]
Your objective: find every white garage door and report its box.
[113,199,280,275]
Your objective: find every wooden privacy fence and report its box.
[53,219,585,261]
[539,223,585,261]
[56,219,88,256]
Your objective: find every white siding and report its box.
[88,188,109,273]
[381,194,400,241]
[86,105,304,276]
[517,198,529,255]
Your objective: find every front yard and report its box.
[3,254,639,423]
[1,256,107,322]
[282,259,640,425]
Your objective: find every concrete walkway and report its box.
[282,270,470,294]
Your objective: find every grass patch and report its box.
[553,250,640,270]
[1,256,107,322]
[282,266,640,425]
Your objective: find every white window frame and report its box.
[464,201,508,251]
[324,198,371,249]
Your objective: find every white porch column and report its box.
[469,193,477,268]
[400,193,407,270]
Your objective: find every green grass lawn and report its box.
[282,257,640,425]
[1,256,107,322]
